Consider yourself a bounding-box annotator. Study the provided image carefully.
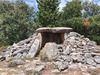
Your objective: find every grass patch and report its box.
[0,45,8,51]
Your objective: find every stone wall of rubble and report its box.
[51,32,100,71]
[0,33,42,61]
[0,32,100,71]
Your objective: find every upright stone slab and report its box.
[27,33,42,58]
[36,27,72,47]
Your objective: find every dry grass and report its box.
[0,45,8,51]
[88,68,100,75]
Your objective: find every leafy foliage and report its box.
[64,17,87,35]
[36,0,60,27]
[87,14,100,44]
[62,0,82,20]
[0,0,36,45]
[82,1,100,16]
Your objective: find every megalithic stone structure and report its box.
[36,27,73,48]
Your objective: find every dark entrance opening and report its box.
[41,32,64,47]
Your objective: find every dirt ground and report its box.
[0,60,100,75]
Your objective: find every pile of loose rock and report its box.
[0,33,42,61]
[40,32,100,71]
[51,32,100,71]
[0,31,100,72]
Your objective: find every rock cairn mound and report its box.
[52,32,100,71]
[0,33,41,60]
[0,28,100,71]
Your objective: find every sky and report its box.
[6,0,100,12]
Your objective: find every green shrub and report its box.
[88,15,100,44]
[63,17,100,45]
[0,1,36,46]
[88,24,100,35]
[88,35,100,45]
[64,17,87,35]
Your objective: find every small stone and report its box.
[76,54,84,62]
[84,53,92,58]
[96,64,100,68]
[63,45,71,55]
[72,55,77,61]
[34,64,45,72]
[17,40,26,46]
[62,55,71,62]
[86,58,96,66]
[71,48,76,52]
[12,48,27,55]
[88,65,96,70]
[68,32,81,37]
[81,40,87,45]
[8,59,25,67]
[69,64,79,69]
[25,67,34,75]
[0,56,6,61]
[87,41,96,46]
[14,53,22,59]
[94,56,100,64]
[12,43,17,47]
[57,45,63,49]
[54,61,68,71]
[70,36,76,40]
[51,69,60,73]
[78,63,88,72]
[84,38,90,42]
[21,52,27,58]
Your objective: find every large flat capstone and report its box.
[36,27,72,33]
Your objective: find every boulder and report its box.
[27,39,40,58]
[27,33,42,58]
[41,43,58,60]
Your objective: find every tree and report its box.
[0,0,35,45]
[0,1,14,45]
[36,0,60,27]
[82,1,100,16]
[62,0,82,20]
